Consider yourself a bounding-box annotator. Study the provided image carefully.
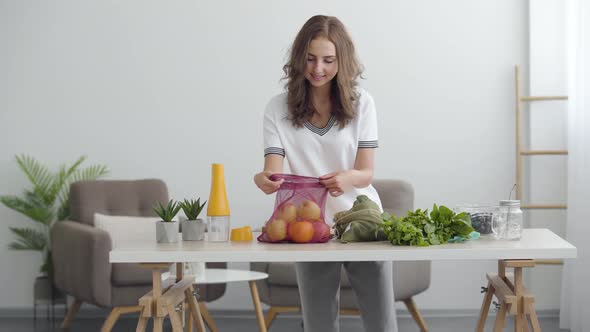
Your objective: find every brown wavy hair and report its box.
[282,15,363,129]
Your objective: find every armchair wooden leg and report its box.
[403,297,428,332]
[61,298,82,329]
[265,306,301,330]
[264,307,279,329]
[101,307,122,332]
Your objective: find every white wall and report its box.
[0,0,541,312]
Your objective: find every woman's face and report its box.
[305,37,338,89]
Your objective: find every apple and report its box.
[297,200,321,221]
[311,221,331,242]
[266,218,288,242]
[277,203,297,223]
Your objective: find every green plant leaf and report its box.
[41,250,53,275]
[153,200,181,222]
[48,156,86,206]
[179,198,207,220]
[2,154,109,276]
[56,199,70,222]
[15,155,54,205]
[8,227,46,251]
[0,195,53,225]
[56,162,109,221]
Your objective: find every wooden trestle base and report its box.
[476,260,542,332]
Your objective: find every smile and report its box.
[311,74,326,81]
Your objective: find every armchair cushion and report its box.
[93,213,159,248]
[93,213,160,286]
[70,179,168,226]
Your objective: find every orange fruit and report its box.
[288,220,314,243]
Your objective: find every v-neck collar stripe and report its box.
[304,115,337,136]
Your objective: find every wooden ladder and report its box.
[514,64,568,266]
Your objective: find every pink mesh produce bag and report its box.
[258,174,332,243]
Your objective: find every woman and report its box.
[254,15,397,332]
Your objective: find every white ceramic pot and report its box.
[156,221,179,243]
[182,219,205,241]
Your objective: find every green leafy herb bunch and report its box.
[382,204,474,246]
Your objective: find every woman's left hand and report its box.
[319,170,353,197]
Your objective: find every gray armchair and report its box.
[51,179,226,331]
[251,179,430,331]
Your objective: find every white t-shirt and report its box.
[263,88,383,223]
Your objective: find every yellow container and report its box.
[207,163,230,216]
[231,226,253,241]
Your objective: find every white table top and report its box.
[162,269,268,284]
[110,229,577,264]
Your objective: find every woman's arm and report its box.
[319,148,375,197]
[253,154,285,194]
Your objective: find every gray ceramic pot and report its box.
[182,219,205,241]
[156,221,179,243]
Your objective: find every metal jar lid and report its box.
[499,200,521,207]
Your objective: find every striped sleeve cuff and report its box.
[264,147,285,157]
[358,140,379,148]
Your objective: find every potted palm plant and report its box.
[179,198,207,241]
[154,200,181,243]
[0,155,108,306]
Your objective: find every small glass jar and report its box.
[492,200,523,240]
[454,204,494,235]
[207,215,230,242]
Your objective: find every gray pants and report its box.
[295,261,398,332]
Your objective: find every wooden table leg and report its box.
[478,260,542,332]
[249,281,268,332]
[186,285,207,332]
[187,309,193,332]
[511,263,530,332]
[527,302,541,332]
[167,304,184,332]
[136,306,149,332]
[152,317,163,332]
[476,281,495,332]
[137,264,171,332]
[493,303,507,332]
[176,263,186,330]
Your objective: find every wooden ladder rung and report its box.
[533,259,564,265]
[521,204,567,210]
[504,260,535,268]
[520,150,568,155]
[520,96,568,102]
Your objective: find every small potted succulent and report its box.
[153,200,182,243]
[179,198,207,241]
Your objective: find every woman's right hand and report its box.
[254,171,284,194]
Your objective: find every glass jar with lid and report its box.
[492,200,523,240]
